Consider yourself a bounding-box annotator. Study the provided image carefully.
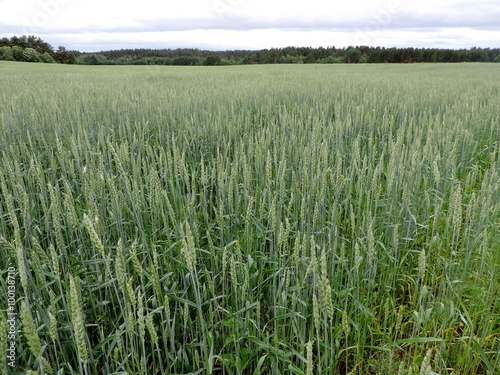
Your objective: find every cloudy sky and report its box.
[0,0,499,52]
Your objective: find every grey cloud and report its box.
[3,0,499,35]
[81,8,500,34]
[25,14,499,36]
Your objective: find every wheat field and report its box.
[0,61,499,374]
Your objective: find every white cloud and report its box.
[0,0,499,51]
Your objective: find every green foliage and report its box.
[0,35,78,64]
[11,45,24,61]
[83,54,99,65]
[0,63,498,374]
[0,46,14,61]
[40,52,55,63]
[80,54,108,65]
[318,56,344,64]
[173,55,201,65]
[22,48,41,62]
[205,55,222,66]
[346,48,361,63]
[1,35,54,55]
[53,46,76,64]
[74,45,500,65]
[3,34,500,66]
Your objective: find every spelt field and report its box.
[0,61,499,375]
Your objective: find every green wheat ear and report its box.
[312,293,320,335]
[419,348,434,375]
[115,238,126,292]
[0,312,7,375]
[0,234,16,260]
[83,213,105,257]
[146,314,159,348]
[47,289,58,342]
[15,246,28,295]
[137,290,146,339]
[418,249,427,280]
[342,309,351,336]
[129,239,142,277]
[180,221,197,274]
[68,275,88,367]
[306,340,314,375]
[20,301,54,374]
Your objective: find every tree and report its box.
[0,37,11,47]
[479,52,490,62]
[84,54,100,65]
[304,53,316,63]
[292,55,305,64]
[173,56,199,65]
[21,35,54,55]
[345,48,361,63]
[22,47,41,62]
[0,46,14,61]
[54,46,76,64]
[11,36,24,48]
[359,54,369,63]
[204,55,221,66]
[40,52,55,63]
[116,55,134,65]
[11,46,24,61]
[280,55,295,64]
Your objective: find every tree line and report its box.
[0,35,77,64]
[69,45,500,65]
[1,35,499,66]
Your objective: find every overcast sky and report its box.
[1,0,499,52]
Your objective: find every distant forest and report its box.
[2,35,500,65]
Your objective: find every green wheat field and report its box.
[0,61,499,375]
